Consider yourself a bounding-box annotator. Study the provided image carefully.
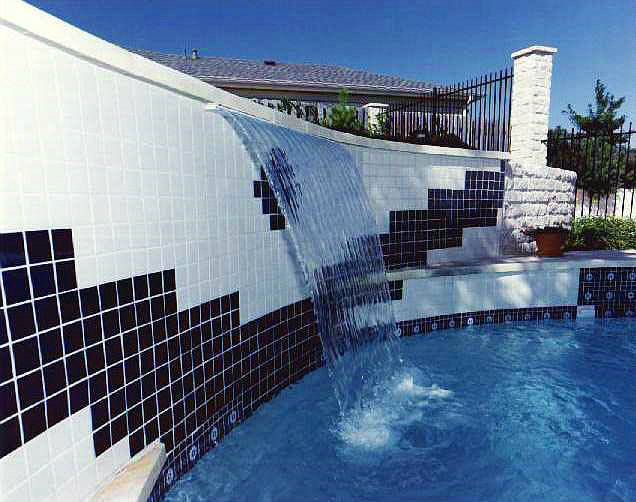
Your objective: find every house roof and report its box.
[130,49,435,96]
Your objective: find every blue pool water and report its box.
[165,319,635,502]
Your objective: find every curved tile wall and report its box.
[0,3,613,502]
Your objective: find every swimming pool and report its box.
[164,318,635,502]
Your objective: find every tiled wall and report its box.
[0,7,570,502]
[352,148,505,268]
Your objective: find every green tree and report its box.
[548,80,633,199]
[327,89,364,133]
[563,79,626,134]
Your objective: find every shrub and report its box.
[565,217,636,250]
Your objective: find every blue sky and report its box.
[25,0,634,130]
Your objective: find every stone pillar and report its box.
[509,46,557,166]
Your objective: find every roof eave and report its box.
[196,76,434,97]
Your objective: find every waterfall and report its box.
[222,111,400,413]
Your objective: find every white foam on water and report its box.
[334,369,453,451]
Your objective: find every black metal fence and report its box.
[379,68,513,152]
[256,66,514,153]
[546,124,635,219]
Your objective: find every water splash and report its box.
[222,111,400,413]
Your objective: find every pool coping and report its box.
[90,440,166,502]
[387,250,636,280]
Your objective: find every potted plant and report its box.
[522,226,570,257]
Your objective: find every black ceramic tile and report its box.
[99,282,117,310]
[83,316,102,346]
[66,352,87,385]
[117,279,134,306]
[0,346,12,383]
[93,424,111,456]
[30,264,56,299]
[0,382,18,421]
[13,337,41,376]
[163,270,176,292]
[101,310,120,338]
[46,391,69,427]
[0,233,26,268]
[43,361,67,396]
[51,229,74,260]
[0,311,7,346]
[69,380,88,413]
[149,272,163,296]
[34,296,60,331]
[59,291,81,323]
[107,363,124,393]
[80,287,100,317]
[0,416,21,458]
[39,328,63,364]
[134,275,149,301]
[17,369,44,409]
[22,402,46,442]
[25,231,52,264]
[111,414,128,444]
[55,260,77,292]
[7,302,36,340]
[105,337,123,365]
[129,428,144,457]
[2,268,31,305]
[89,372,107,403]
[86,345,106,374]
[62,321,84,354]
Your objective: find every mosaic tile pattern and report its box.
[380,170,505,270]
[0,230,322,473]
[578,267,636,319]
[397,306,578,336]
[388,280,403,301]
[253,167,286,231]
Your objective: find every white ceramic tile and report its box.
[0,447,28,490]
[0,480,32,502]
[29,464,54,502]
[24,430,51,476]
[47,417,73,457]
[51,448,76,490]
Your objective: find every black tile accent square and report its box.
[80,287,100,316]
[90,371,107,403]
[149,272,163,296]
[144,418,159,444]
[119,304,136,332]
[126,380,141,407]
[86,345,106,374]
[105,337,123,365]
[163,270,176,292]
[0,310,7,345]
[13,337,41,376]
[46,390,68,427]
[51,229,74,260]
[0,233,26,269]
[129,428,144,457]
[17,369,44,409]
[91,398,109,430]
[59,291,81,323]
[109,388,126,418]
[63,321,84,354]
[66,352,87,385]
[107,363,124,392]
[39,328,63,364]
[34,296,60,331]
[83,315,102,346]
[30,264,56,298]
[2,268,31,305]
[25,231,52,264]
[7,302,36,340]
[0,346,13,383]
[55,260,77,292]
[0,416,21,457]
[116,278,133,306]
[133,275,148,300]
[124,355,140,383]
[135,300,151,326]
[151,297,165,320]
[69,380,88,413]
[122,331,139,358]
[101,309,120,338]
[22,402,46,442]
[111,414,128,444]
[128,403,143,432]
[93,424,111,456]
[43,361,67,396]
[99,282,117,310]
[0,382,18,421]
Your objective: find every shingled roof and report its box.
[131,49,435,96]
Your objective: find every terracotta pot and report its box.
[535,231,566,257]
